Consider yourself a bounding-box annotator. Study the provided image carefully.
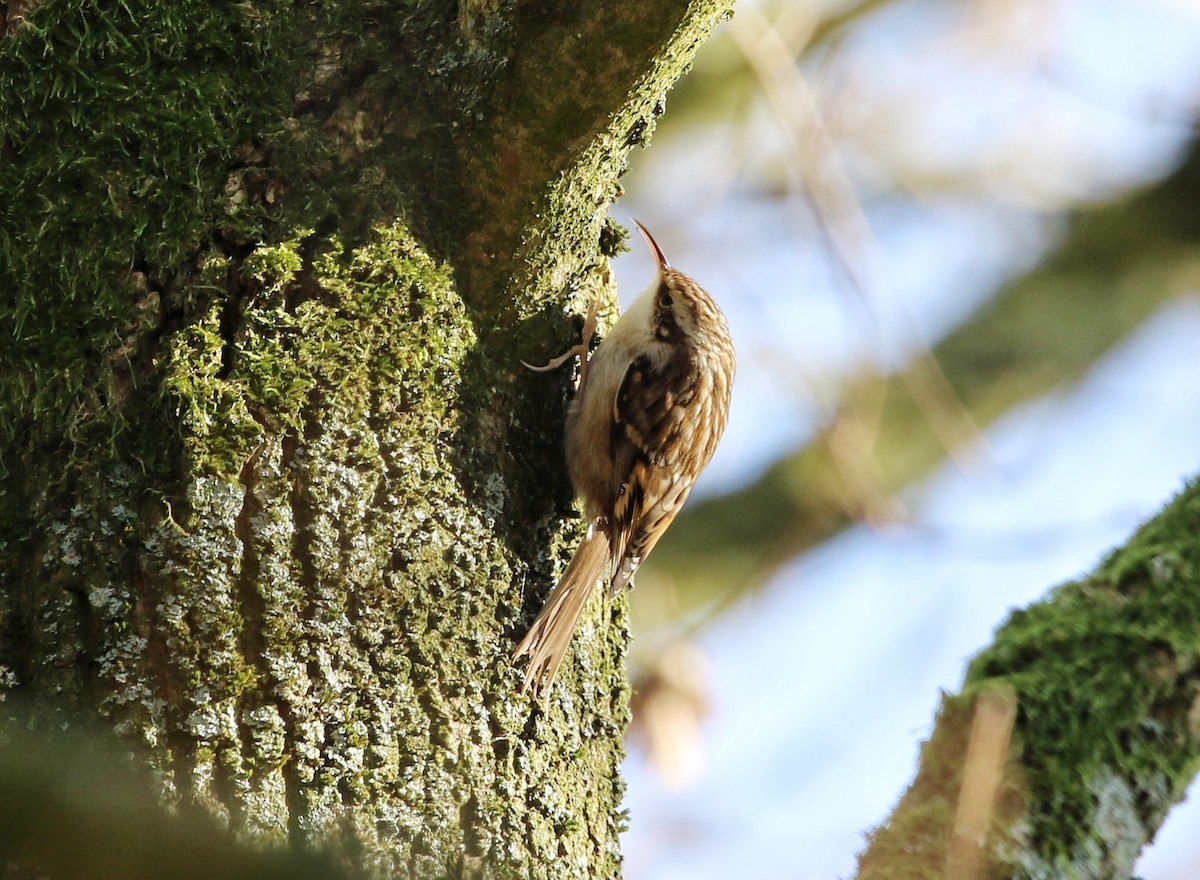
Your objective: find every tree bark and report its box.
[0,1,732,876]
[856,477,1200,880]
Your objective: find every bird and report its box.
[513,220,735,702]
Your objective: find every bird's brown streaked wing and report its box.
[607,349,698,593]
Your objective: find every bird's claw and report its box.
[523,299,600,388]
[521,348,583,373]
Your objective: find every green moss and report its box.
[160,223,471,475]
[858,483,1200,879]
[502,3,735,314]
[0,0,295,439]
[963,478,1200,874]
[0,0,497,465]
[0,1,729,875]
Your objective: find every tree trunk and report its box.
[0,2,732,876]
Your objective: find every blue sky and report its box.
[621,299,1200,879]
[607,0,1200,876]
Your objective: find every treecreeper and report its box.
[513,221,736,702]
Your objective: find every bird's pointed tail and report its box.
[512,529,610,702]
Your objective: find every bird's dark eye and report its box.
[660,292,673,308]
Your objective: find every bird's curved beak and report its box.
[632,219,671,273]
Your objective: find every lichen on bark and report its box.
[0,0,734,876]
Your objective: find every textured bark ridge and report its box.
[0,1,733,876]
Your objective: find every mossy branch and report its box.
[857,477,1200,879]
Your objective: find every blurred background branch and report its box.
[656,138,1199,619]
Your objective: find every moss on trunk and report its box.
[0,0,734,876]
